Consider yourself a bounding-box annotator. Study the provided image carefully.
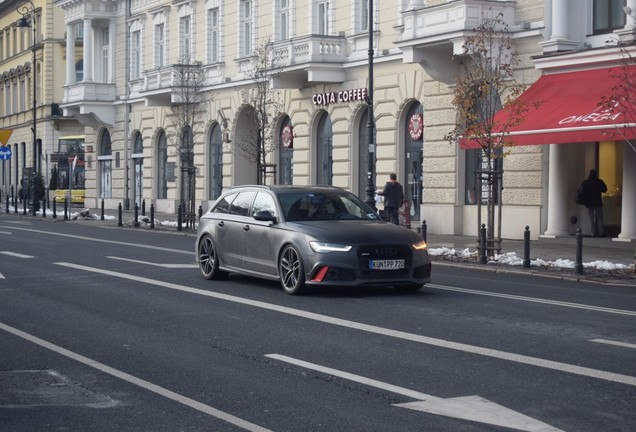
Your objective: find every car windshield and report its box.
[280,191,380,222]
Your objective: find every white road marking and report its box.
[429,283,636,317]
[107,256,198,268]
[0,231,12,235]
[590,339,636,350]
[0,321,272,432]
[0,251,34,258]
[266,354,563,432]
[0,272,4,279]
[0,225,190,255]
[54,262,636,387]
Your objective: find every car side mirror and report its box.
[253,210,277,223]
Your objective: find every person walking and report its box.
[378,173,404,225]
[579,169,607,237]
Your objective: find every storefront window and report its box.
[98,129,112,199]
[209,124,223,199]
[157,130,168,199]
[316,111,333,185]
[132,132,143,206]
[279,116,293,185]
[404,103,423,220]
[358,110,369,198]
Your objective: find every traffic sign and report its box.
[0,146,12,160]
[0,129,13,146]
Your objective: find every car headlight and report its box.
[310,242,353,253]
[412,240,428,251]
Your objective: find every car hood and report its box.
[285,220,423,245]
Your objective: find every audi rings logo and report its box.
[374,247,397,257]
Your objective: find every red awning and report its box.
[461,66,636,148]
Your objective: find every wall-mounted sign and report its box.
[281,125,293,148]
[409,113,423,141]
[312,88,368,106]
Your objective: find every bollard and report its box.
[199,205,203,220]
[101,199,105,221]
[134,203,139,227]
[64,198,68,220]
[421,220,427,243]
[177,202,183,232]
[52,198,57,219]
[5,196,8,214]
[42,198,46,218]
[150,203,155,229]
[118,203,123,227]
[575,228,583,275]
[142,199,146,216]
[479,223,487,264]
[23,196,27,215]
[523,226,531,268]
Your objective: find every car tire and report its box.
[279,245,306,295]
[198,235,228,280]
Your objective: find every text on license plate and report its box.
[369,259,405,270]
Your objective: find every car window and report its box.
[212,192,238,214]
[283,191,379,221]
[252,192,277,218]
[229,191,256,216]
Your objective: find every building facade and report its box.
[48,0,635,241]
[0,0,84,202]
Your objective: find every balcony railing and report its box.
[272,34,347,67]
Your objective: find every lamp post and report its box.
[364,0,376,210]
[16,0,38,216]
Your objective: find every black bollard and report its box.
[134,203,139,227]
[42,198,46,218]
[142,199,146,216]
[23,196,27,215]
[64,198,68,220]
[177,202,183,232]
[479,223,487,264]
[198,205,203,220]
[118,203,123,227]
[5,196,8,214]
[150,203,155,229]
[575,228,583,275]
[523,226,531,268]
[53,198,57,219]
[421,220,427,243]
[101,199,105,221]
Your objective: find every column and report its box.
[539,0,578,53]
[65,24,75,85]
[83,19,93,82]
[108,19,116,83]
[618,145,636,240]
[543,144,570,237]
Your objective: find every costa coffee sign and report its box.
[312,88,368,106]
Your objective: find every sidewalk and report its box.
[5,205,636,286]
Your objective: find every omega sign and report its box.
[558,101,622,125]
[312,88,368,106]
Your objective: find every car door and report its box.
[218,191,256,269]
[242,191,279,275]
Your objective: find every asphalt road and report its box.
[0,214,634,432]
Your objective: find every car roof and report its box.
[228,185,347,195]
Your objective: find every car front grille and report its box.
[357,245,412,276]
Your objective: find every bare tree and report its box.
[166,56,210,229]
[239,38,284,185]
[445,12,536,257]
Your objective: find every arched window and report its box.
[157,130,168,199]
[357,109,369,198]
[316,112,333,185]
[278,116,293,185]
[132,132,144,206]
[98,129,112,198]
[209,124,223,199]
[404,103,423,221]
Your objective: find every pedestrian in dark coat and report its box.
[377,173,404,225]
[580,169,607,237]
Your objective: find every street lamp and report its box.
[16,0,38,216]
[364,0,376,210]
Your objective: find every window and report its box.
[130,30,141,79]
[209,124,223,200]
[11,80,17,114]
[101,28,109,82]
[357,0,369,33]
[464,149,503,205]
[98,130,112,199]
[229,191,256,216]
[239,0,252,57]
[317,1,329,35]
[180,16,191,61]
[75,22,84,40]
[132,132,144,206]
[19,76,25,112]
[157,130,168,199]
[252,192,277,218]
[155,24,165,68]
[593,0,626,33]
[277,0,290,41]
[208,8,219,63]
[357,110,369,198]
[212,192,237,213]
[316,112,333,185]
[4,83,10,115]
[279,116,293,185]
[75,59,83,82]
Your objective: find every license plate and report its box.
[369,259,405,270]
